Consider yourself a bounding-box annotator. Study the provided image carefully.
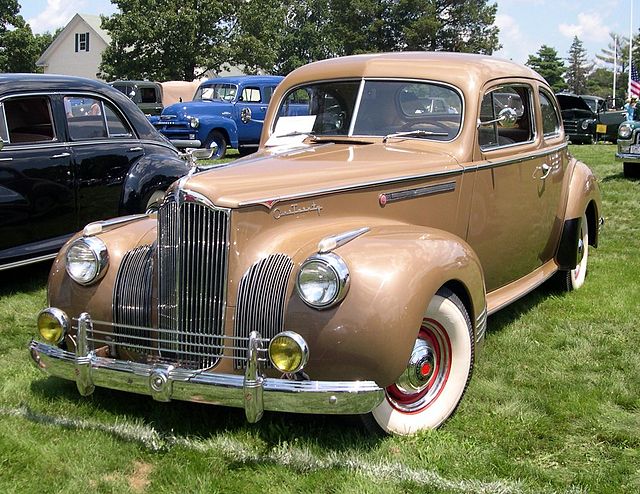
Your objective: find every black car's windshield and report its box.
[193,83,238,102]
[269,79,463,145]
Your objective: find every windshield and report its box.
[193,83,238,102]
[271,79,462,144]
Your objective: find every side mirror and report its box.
[478,107,518,128]
[128,90,136,99]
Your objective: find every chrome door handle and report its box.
[533,163,551,180]
[50,152,71,159]
[0,157,13,162]
[128,147,143,152]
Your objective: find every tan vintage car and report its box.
[30,53,603,436]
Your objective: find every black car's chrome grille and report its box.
[157,194,230,369]
[113,244,154,352]
[233,254,294,368]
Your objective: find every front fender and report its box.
[285,225,486,387]
[120,154,190,214]
[198,116,239,148]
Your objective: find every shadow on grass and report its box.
[0,262,50,296]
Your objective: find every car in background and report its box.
[149,75,283,158]
[580,94,626,142]
[109,80,164,116]
[615,120,640,177]
[30,53,602,436]
[0,74,190,271]
[556,93,625,143]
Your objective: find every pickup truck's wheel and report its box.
[204,130,227,159]
[558,213,589,291]
[366,288,474,435]
[623,162,639,178]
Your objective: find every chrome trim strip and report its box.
[0,252,58,271]
[381,181,455,204]
[317,227,370,253]
[30,339,384,417]
[475,307,488,343]
[83,214,148,236]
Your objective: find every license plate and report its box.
[630,145,640,154]
[596,124,607,134]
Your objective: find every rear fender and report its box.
[285,225,486,386]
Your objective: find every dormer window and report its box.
[75,32,90,52]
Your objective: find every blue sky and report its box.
[19,0,637,66]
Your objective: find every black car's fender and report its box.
[120,152,190,214]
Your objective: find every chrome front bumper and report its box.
[615,152,640,163]
[29,314,384,422]
[170,138,201,148]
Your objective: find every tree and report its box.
[100,0,239,81]
[565,36,591,94]
[526,45,567,92]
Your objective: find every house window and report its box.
[75,32,90,52]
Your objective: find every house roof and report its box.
[36,13,111,67]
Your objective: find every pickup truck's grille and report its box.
[157,193,230,369]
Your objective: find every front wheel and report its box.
[365,288,474,435]
[204,130,227,159]
[623,162,639,178]
[143,189,166,214]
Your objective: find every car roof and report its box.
[0,73,111,92]
[200,75,284,86]
[283,52,545,92]
[109,80,161,87]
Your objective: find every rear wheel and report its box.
[365,288,474,435]
[204,130,227,159]
[557,213,589,291]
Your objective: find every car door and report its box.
[236,84,271,145]
[468,81,566,291]
[0,93,75,265]
[63,94,145,227]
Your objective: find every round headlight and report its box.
[296,253,349,309]
[189,116,199,128]
[268,331,309,373]
[65,236,109,285]
[581,119,595,130]
[619,123,633,139]
[37,308,69,344]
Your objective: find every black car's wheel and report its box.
[363,288,474,435]
[143,189,166,214]
[623,162,639,178]
[204,130,227,159]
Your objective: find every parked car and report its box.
[109,80,164,116]
[615,119,640,177]
[0,74,190,271]
[30,53,603,436]
[556,93,625,143]
[149,75,283,158]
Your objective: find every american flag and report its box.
[631,63,640,98]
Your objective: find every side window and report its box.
[104,102,133,138]
[263,85,277,104]
[3,96,56,144]
[241,87,261,103]
[140,87,159,103]
[478,84,534,150]
[0,103,9,143]
[539,90,561,137]
[65,96,107,140]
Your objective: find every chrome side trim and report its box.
[83,214,148,236]
[30,338,384,418]
[317,227,369,253]
[0,252,58,271]
[380,181,455,204]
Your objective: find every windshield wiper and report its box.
[382,130,449,143]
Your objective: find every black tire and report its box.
[238,146,256,157]
[142,189,166,214]
[623,162,639,178]
[204,130,227,159]
[555,213,589,291]
[362,287,474,435]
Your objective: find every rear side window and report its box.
[65,96,133,140]
[539,89,561,137]
[478,84,535,149]
[140,87,159,103]
[241,87,261,103]
[2,96,56,144]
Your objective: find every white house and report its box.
[36,13,111,80]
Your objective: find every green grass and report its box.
[1,144,638,493]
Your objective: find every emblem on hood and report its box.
[273,202,323,220]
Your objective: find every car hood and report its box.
[161,101,232,119]
[556,94,594,114]
[180,141,461,208]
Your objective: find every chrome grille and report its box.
[234,254,294,368]
[113,244,154,351]
[157,192,230,369]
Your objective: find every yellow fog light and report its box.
[268,331,309,374]
[37,308,69,344]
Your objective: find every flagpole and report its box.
[629,0,634,97]
[614,36,618,106]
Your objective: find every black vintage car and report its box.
[556,93,625,143]
[0,74,190,271]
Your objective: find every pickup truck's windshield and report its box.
[271,79,462,144]
[194,83,238,102]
